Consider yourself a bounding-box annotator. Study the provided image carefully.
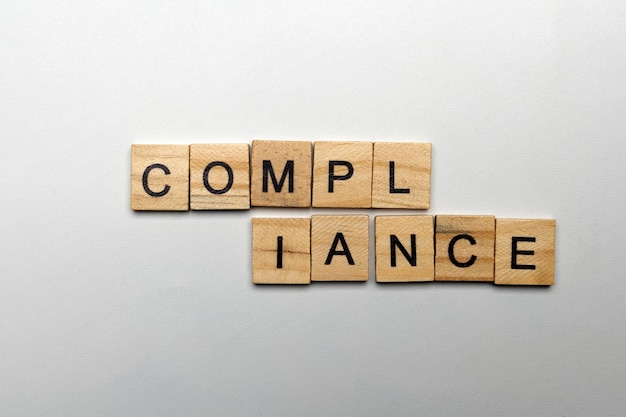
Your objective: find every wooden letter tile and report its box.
[495,219,556,285]
[250,140,312,207]
[312,142,373,208]
[375,215,434,282]
[190,144,250,210]
[311,215,369,281]
[131,144,189,211]
[435,215,495,282]
[372,142,431,209]
[252,218,311,284]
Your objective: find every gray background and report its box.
[1,1,625,416]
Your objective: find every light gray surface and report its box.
[1,1,625,416]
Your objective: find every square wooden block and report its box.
[252,218,311,284]
[311,215,369,281]
[131,144,189,211]
[190,144,250,210]
[372,142,432,209]
[495,218,556,286]
[250,140,312,207]
[435,215,495,282]
[312,142,373,208]
[375,215,434,282]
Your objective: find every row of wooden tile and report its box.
[131,141,431,211]
[252,215,556,285]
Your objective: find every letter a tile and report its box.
[375,215,434,282]
[311,215,369,281]
[372,142,431,209]
[190,144,250,210]
[494,218,556,285]
[131,144,189,211]
[250,140,312,207]
[252,218,311,284]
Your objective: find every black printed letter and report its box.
[448,234,477,268]
[390,234,417,267]
[262,160,294,193]
[142,163,170,197]
[389,161,410,194]
[276,236,283,269]
[511,237,536,270]
[328,161,354,192]
[203,161,233,195]
[325,232,355,265]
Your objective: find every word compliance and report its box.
[130,141,556,285]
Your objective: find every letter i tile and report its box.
[252,218,311,284]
